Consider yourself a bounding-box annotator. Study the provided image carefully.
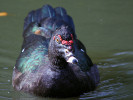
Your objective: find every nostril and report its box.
[68,46,72,51]
[65,50,68,53]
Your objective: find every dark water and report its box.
[0,0,133,99]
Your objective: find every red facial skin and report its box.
[53,34,74,46]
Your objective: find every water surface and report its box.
[0,0,133,99]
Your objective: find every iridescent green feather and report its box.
[16,36,49,73]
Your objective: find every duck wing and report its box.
[15,34,49,73]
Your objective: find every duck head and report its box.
[48,25,78,67]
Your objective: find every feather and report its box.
[23,5,75,38]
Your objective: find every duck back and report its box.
[23,5,75,38]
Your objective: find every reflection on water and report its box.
[0,0,133,100]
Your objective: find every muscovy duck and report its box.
[12,5,100,97]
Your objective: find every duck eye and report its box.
[56,38,59,43]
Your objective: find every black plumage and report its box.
[12,5,100,97]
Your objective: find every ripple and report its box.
[3,67,8,70]
[110,63,129,67]
[0,96,12,100]
[98,62,129,68]
[114,51,133,56]
[0,83,8,84]
[0,89,8,91]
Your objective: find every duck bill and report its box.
[67,56,78,64]
[64,48,78,64]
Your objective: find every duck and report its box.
[12,5,100,97]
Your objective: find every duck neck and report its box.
[54,56,66,65]
[48,54,68,69]
[48,46,67,69]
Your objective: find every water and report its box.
[0,0,133,99]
